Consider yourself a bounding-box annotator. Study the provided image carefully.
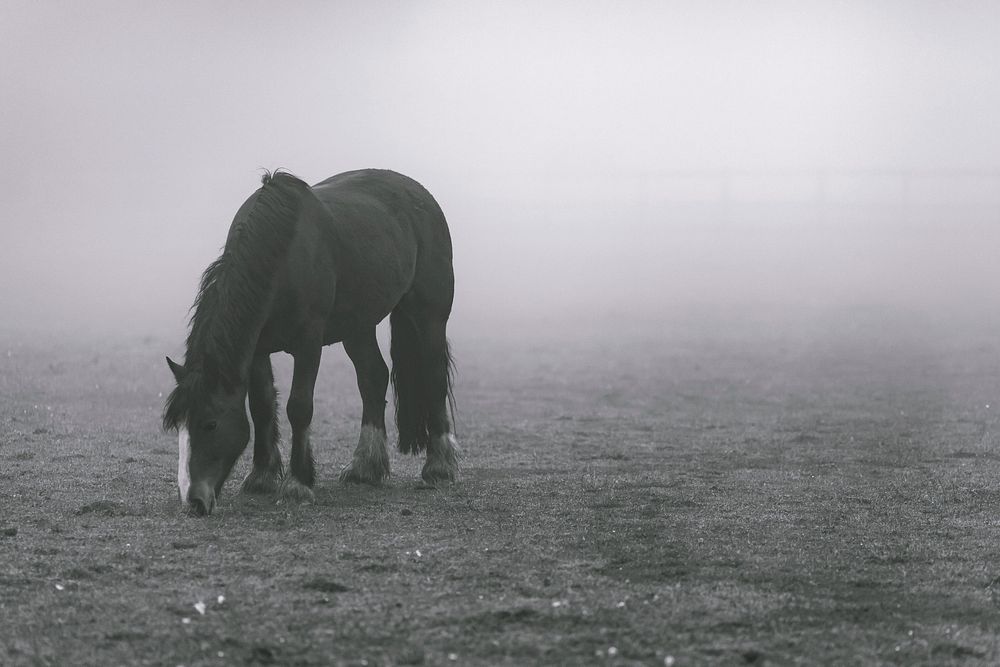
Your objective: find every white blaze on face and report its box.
[177,426,191,503]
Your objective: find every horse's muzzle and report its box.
[186,483,216,517]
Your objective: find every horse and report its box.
[162,169,459,516]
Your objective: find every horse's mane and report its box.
[163,170,308,431]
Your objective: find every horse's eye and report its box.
[203,421,218,432]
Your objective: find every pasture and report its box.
[3,305,1000,665]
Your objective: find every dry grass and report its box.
[3,306,1000,665]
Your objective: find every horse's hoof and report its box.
[420,461,456,487]
[340,425,390,485]
[339,460,389,486]
[422,434,459,486]
[241,467,282,495]
[276,477,315,504]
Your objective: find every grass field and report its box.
[3,305,1000,665]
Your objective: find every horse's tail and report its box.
[389,308,456,454]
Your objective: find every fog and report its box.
[2,1,999,344]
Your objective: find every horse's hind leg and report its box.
[241,354,284,494]
[339,329,391,484]
[416,316,459,485]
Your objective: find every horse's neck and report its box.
[188,290,272,386]
[188,180,298,379]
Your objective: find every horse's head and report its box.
[163,356,250,516]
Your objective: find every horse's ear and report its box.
[166,356,187,383]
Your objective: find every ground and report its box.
[2,305,1000,666]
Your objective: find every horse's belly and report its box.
[323,224,417,338]
[323,276,409,344]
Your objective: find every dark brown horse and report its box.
[162,169,458,515]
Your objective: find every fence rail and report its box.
[514,169,1000,205]
[449,168,1000,226]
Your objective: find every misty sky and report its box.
[2,1,999,337]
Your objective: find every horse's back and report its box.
[314,167,452,283]
[307,169,454,335]
[311,169,447,230]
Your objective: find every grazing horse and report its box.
[162,169,458,516]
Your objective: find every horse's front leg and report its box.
[278,342,322,504]
[242,354,284,494]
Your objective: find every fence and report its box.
[456,168,1000,228]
